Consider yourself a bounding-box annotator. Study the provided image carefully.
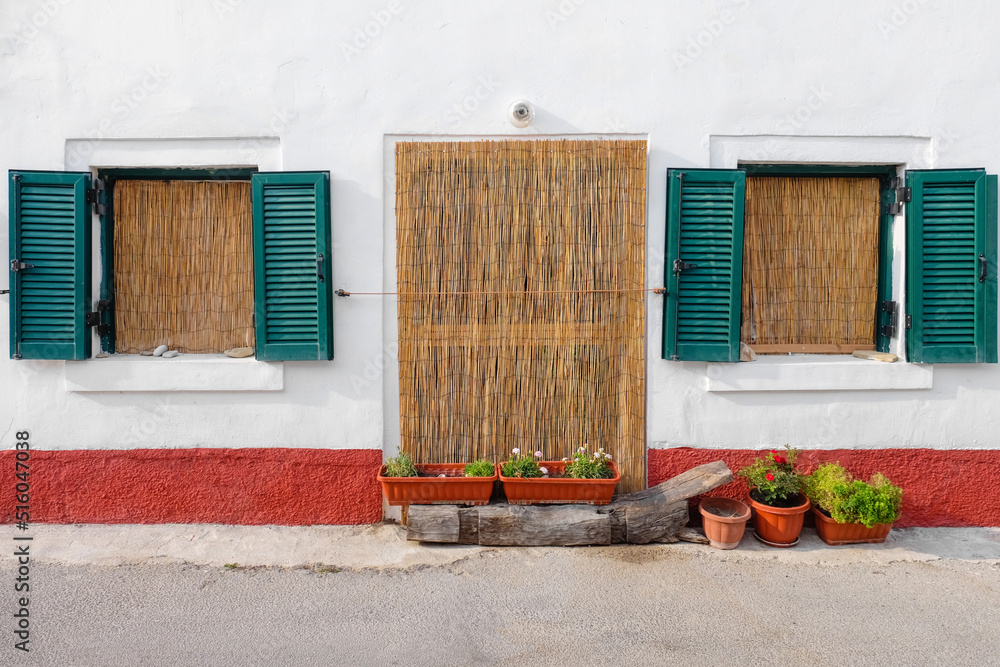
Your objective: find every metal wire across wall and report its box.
[113,180,254,354]
[741,176,880,353]
[395,139,647,492]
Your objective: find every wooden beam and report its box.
[406,460,734,546]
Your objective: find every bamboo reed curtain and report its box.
[113,180,254,354]
[396,139,647,492]
[741,176,880,353]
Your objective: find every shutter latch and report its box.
[10,259,35,272]
[86,179,107,215]
[673,259,698,276]
[889,178,912,215]
[905,314,912,329]
[880,300,898,338]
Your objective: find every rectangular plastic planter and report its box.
[378,463,497,506]
[812,507,893,545]
[499,461,620,505]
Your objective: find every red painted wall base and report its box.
[2,448,382,525]
[649,447,1000,527]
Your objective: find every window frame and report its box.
[97,167,259,354]
[740,164,898,354]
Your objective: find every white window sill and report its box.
[64,354,284,392]
[705,355,933,392]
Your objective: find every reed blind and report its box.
[741,176,880,353]
[113,180,254,354]
[396,139,647,492]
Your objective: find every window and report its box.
[8,169,333,361]
[662,167,997,364]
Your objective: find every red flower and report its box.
[770,449,778,454]
[765,472,775,481]
[773,456,786,465]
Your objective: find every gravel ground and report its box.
[15,541,1000,666]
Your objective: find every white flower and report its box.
[534,450,543,458]
[539,467,548,475]
[512,448,520,455]
[578,446,585,453]
[562,457,569,462]
[605,453,612,460]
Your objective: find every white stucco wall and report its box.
[1,0,998,454]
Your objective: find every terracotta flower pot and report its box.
[378,463,497,506]
[812,507,893,545]
[698,497,751,550]
[499,461,620,505]
[748,493,810,547]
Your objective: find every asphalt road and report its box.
[14,545,1000,666]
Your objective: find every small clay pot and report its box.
[748,494,810,547]
[699,497,751,550]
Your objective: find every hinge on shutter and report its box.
[880,300,898,338]
[10,259,35,272]
[905,314,912,329]
[889,178,912,215]
[86,179,107,215]
[85,299,112,336]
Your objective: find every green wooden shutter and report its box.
[662,169,746,362]
[906,169,998,363]
[252,172,332,361]
[8,171,92,360]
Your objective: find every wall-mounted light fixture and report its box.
[507,100,534,128]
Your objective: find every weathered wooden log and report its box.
[406,461,732,546]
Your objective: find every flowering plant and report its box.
[501,448,544,478]
[563,445,615,479]
[737,448,805,506]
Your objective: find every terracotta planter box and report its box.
[499,461,620,505]
[378,463,497,506]
[812,507,893,545]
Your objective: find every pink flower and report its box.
[534,451,543,458]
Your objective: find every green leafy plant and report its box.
[737,447,806,507]
[805,463,902,528]
[501,448,543,478]
[464,459,496,477]
[383,452,418,478]
[563,445,615,479]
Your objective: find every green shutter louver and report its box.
[907,169,998,363]
[252,172,333,361]
[9,171,92,360]
[663,169,746,362]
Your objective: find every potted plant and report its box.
[499,446,620,505]
[698,497,751,550]
[805,463,902,545]
[377,452,498,506]
[737,448,810,547]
